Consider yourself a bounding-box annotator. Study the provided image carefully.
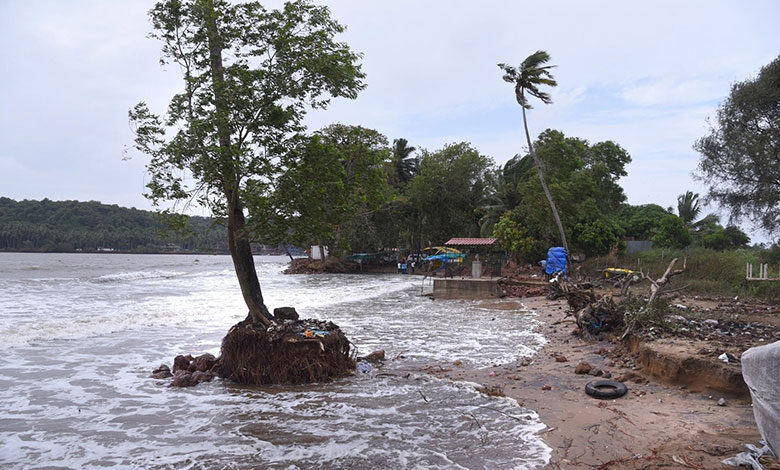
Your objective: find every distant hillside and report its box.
[0,197,228,253]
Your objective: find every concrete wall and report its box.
[432,278,499,299]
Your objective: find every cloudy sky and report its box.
[1,1,778,240]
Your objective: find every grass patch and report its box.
[582,247,780,300]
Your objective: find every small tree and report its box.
[499,51,569,253]
[130,0,365,326]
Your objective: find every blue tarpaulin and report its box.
[545,247,567,276]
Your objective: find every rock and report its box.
[717,398,727,407]
[541,384,551,390]
[151,364,172,379]
[588,368,603,377]
[554,355,568,362]
[191,371,214,384]
[192,353,217,372]
[574,362,592,374]
[453,359,463,366]
[273,307,299,321]
[173,354,193,373]
[362,349,385,363]
[170,370,196,387]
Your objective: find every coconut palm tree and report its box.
[499,51,569,253]
[391,138,418,187]
[677,191,702,225]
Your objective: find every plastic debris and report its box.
[719,353,729,363]
[357,361,372,374]
[723,441,776,470]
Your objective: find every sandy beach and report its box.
[423,296,764,469]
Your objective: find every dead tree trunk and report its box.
[621,256,687,339]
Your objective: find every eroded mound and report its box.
[216,319,355,385]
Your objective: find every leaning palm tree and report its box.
[499,51,568,252]
[677,191,702,226]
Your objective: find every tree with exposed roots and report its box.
[499,51,569,253]
[129,0,365,327]
[694,55,780,240]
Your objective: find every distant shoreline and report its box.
[0,250,293,256]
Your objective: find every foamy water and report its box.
[0,253,550,469]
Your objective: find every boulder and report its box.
[173,354,194,373]
[170,370,196,387]
[274,307,299,321]
[574,362,592,374]
[362,349,386,363]
[192,371,214,384]
[192,353,217,372]
[151,364,172,379]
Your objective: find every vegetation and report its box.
[499,51,569,252]
[0,197,226,252]
[695,55,780,240]
[495,129,632,258]
[582,246,780,299]
[130,0,365,326]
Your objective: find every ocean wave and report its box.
[90,270,185,283]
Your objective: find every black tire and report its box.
[585,380,628,399]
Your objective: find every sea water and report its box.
[0,253,551,469]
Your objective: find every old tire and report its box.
[585,380,628,399]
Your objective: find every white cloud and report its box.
[0,0,778,243]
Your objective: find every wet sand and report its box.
[423,296,761,469]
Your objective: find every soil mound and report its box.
[216,319,355,385]
[284,258,361,274]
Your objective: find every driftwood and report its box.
[550,257,688,339]
[620,257,687,339]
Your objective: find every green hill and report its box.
[0,197,227,253]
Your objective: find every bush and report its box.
[582,246,780,300]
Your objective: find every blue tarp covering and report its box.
[423,253,465,262]
[545,247,567,276]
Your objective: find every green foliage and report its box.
[623,297,675,332]
[130,0,365,228]
[0,197,226,252]
[617,204,671,240]
[573,217,625,256]
[695,55,780,237]
[653,214,692,249]
[676,191,701,225]
[700,225,751,250]
[390,138,418,188]
[583,246,780,300]
[500,129,631,253]
[493,213,535,259]
[252,125,391,256]
[404,142,495,246]
[499,50,570,251]
[498,50,557,109]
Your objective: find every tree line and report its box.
[0,197,227,253]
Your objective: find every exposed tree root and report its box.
[216,319,355,385]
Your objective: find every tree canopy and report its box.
[130,0,365,325]
[695,55,780,239]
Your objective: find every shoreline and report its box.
[422,296,761,469]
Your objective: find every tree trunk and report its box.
[227,194,273,327]
[203,0,272,327]
[521,99,569,253]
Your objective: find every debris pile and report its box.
[217,318,355,385]
[152,316,355,387]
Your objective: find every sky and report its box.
[0,1,778,241]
